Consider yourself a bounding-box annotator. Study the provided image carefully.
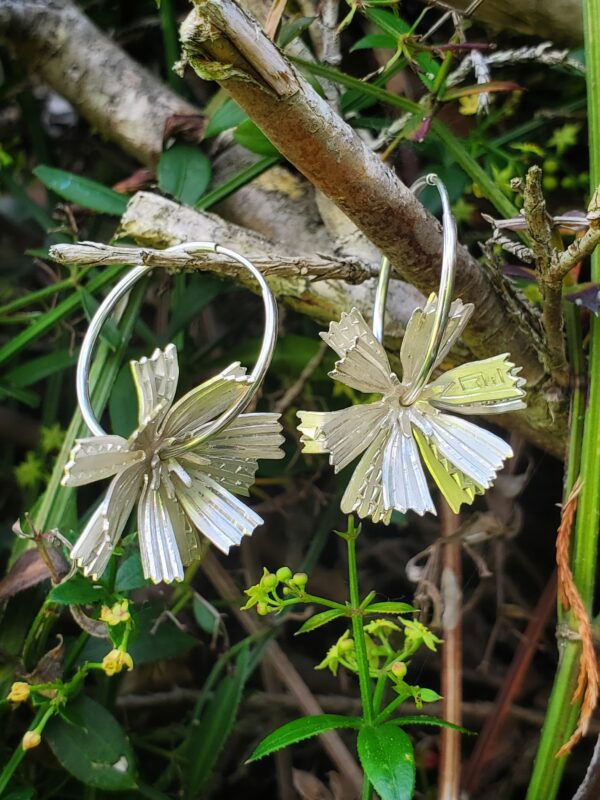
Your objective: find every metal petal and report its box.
[130,344,179,430]
[181,413,284,496]
[158,480,208,565]
[70,463,145,580]
[162,362,251,440]
[62,436,144,487]
[137,474,184,584]
[298,401,389,472]
[174,472,263,554]
[401,296,473,390]
[422,354,526,415]
[413,427,485,513]
[411,406,513,488]
[382,420,435,516]
[341,428,392,524]
[322,308,397,394]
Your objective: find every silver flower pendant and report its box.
[297,295,526,522]
[64,345,284,583]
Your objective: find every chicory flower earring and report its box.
[63,243,284,584]
[297,174,526,522]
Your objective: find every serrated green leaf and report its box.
[357,724,415,800]
[247,715,362,763]
[233,120,279,156]
[45,696,137,790]
[389,715,474,734]
[157,144,212,205]
[33,166,128,216]
[183,646,249,797]
[204,99,248,138]
[48,574,109,605]
[295,608,346,634]
[364,601,416,615]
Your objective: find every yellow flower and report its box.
[100,600,131,626]
[102,649,134,676]
[22,731,41,750]
[7,681,30,704]
[458,95,479,116]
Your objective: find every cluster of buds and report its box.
[241,567,308,615]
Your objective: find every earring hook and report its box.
[372,173,457,404]
[76,242,277,452]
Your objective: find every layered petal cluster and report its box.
[297,296,526,522]
[64,345,284,583]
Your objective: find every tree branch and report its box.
[179,0,566,457]
[0,0,199,164]
[48,241,374,284]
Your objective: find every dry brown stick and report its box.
[439,502,462,800]
[0,0,199,165]
[179,0,567,458]
[461,572,557,796]
[522,166,569,387]
[201,551,364,793]
[48,241,373,284]
[264,0,288,38]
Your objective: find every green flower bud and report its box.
[260,573,278,591]
[282,587,293,596]
[256,602,269,616]
[292,572,308,588]
[276,566,293,582]
[390,661,407,680]
[339,637,354,653]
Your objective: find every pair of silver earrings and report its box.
[62,175,526,585]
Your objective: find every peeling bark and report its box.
[179,0,567,458]
[0,0,198,165]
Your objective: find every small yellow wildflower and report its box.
[458,95,479,116]
[102,649,134,676]
[22,731,41,750]
[100,600,131,626]
[7,681,30,704]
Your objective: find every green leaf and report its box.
[109,362,139,437]
[193,593,221,637]
[115,553,147,591]
[357,724,415,800]
[351,33,397,52]
[295,608,346,634]
[4,350,76,389]
[184,646,250,797]
[364,601,416,615]
[196,155,280,209]
[157,143,212,205]
[277,16,316,48]
[233,120,279,156]
[48,574,109,605]
[33,166,128,216]
[45,696,137,790]
[247,715,362,762]
[389,715,474,734]
[204,99,248,138]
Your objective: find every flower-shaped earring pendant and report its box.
[297,175,526,522]
[64,242,284,584]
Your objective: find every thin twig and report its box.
[264,0,287,38]
[275,340,328,413]
[48,241,374,285]
[438,501,462,800]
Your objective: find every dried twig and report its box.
[48,241,374,285]
[555,479,600,756]
[264,0,287,38]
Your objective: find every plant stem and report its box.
[347,534,374,725]
[525,4,600,792]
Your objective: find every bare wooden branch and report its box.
[179,0,567,457]
[48,241,374,285]
[0,0,199,165]
[522,166,569,386]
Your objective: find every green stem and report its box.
[361,777,372,800]
[525,4,600,794]
[0,705,54,796]
[347,534,373,724]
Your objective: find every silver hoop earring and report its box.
[297,174,526,522]
[63,242,284,584]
